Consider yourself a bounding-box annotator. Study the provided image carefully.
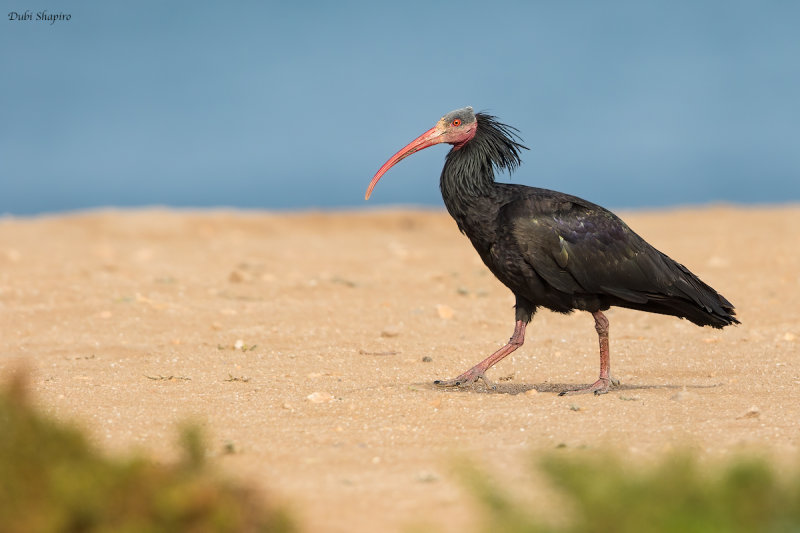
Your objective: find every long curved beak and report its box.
[365,126,444,200]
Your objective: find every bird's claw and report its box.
[559,376,619,396]
[434,368,496,390]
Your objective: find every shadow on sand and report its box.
[415,380,723,396]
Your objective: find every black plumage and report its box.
[366,107,738,395]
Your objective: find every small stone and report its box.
[381,325,401,338]
[416,471,439,483]
[707,256,730,268]
[436,304,454,319]
[306,391,334,404]
[671,390,693,401]
[783,332,796,342]
[234,339,244,350]
[737,406,760,419]
[421,356,433,363]
[524,388,539,397]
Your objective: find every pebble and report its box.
[671,390,694,401]
[737,406,760,419]
[381,325,401,338]
[436,304,454,319]
[416,471,439,483]
[306,391,335,404]
[706,256,730,268]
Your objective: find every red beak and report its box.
[365,126,445,200]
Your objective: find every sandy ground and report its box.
[1,205,799,532]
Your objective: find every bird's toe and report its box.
[433,377,463,387]
[559,377,615,396]
[434,368,495,390]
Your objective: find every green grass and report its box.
[463,449,800,533]
[0,375,295,533]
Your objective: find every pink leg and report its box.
[560,311,620,396]
[434,320,527,390]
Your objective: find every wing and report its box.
[499,191,693,304]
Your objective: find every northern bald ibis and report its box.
[365,107,738,395]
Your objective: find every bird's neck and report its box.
[439,142,498,225]
[439,113,525,225]
[439,113,525,228]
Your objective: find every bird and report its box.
[365,106,738,395]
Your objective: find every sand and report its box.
[1,205,799,532]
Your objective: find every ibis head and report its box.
[365,107,477,200]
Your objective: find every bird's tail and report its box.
[650,255,739,328]
[604,250,739,328]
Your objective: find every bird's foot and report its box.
[434,367,496,390]
[559,375,620,396]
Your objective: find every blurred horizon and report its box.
[2,1,799,216]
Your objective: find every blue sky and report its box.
[2,1,799,215]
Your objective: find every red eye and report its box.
[452,119,461,127]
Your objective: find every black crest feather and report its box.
[472,112,528,177]
[440,112,529,203]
